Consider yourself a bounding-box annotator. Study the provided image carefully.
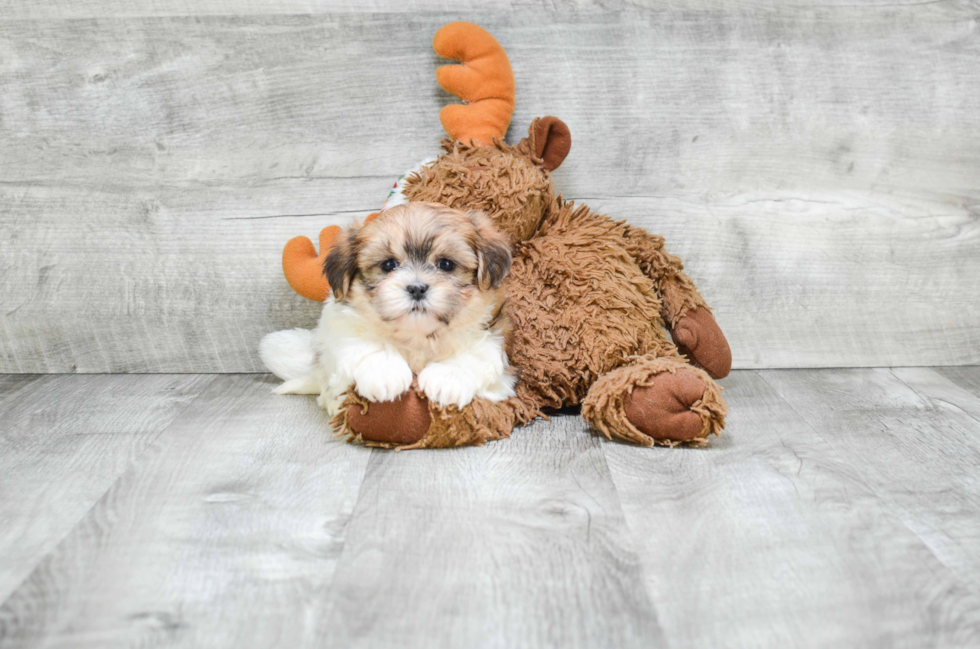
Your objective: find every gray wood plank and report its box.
[604,370,980,648]
[0,375,44,410]
[315,416,664,649]
[2,368,980,647]
[895,366,980,428]
[936,366,980,398]
[2,0,976,18]
[0,373,213,603]
[760,367,980,595]
[0,0,556,18]
[2,10,979,372]
[0,374,372,648]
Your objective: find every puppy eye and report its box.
[380,258,399,273]
[437,258,456,272]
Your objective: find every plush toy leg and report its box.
[331,388,537,450]
[622,226,732,379]
[581,355,726,447]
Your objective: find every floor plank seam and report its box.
[311,447,376,612]
[594,436,678,644]
[0,375,221,611]
[888,367,980,427]
[756,369,980,599]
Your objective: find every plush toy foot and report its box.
[345,390,431,447]
[670,308,732,379]
[582,356,726,447]
[334,388,526,449]
[623,370,710,442]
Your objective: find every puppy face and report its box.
[324,202,511,336]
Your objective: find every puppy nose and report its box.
[407,283,429,300]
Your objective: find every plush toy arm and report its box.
[622,226,705,323]
[433,22,515,146]
[623,226,732,379]
[670,308,732,380]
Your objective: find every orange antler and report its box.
[433,22,515,146]
[282,225,339,302]
[282,213,380,302]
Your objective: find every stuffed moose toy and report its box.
[272,22,732,449]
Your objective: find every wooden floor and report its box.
[0,368,978,648]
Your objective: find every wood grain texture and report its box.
[604,370,980,648]
[2,368,980,647]
[937,365,980,397]
[315,417,664,649]
[0,374,372,648]
[2,1,978,18]
[1,9,979,372]
[0,373,212,603]
[760,367,980,594]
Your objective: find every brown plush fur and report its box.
[334,117,730,449]
[582,356,725,446]
[404,137,556,243]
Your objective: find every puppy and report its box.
[269,202,515,415]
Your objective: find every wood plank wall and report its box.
[1,5,978,372]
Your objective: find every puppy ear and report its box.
[323,224,360,301]
[468,211,512,290]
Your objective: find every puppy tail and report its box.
[274,376,320,396]
[259,328,315,382]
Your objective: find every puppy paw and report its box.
[352,349,413,403]
[316,391,342,416]
[418,362,480,408]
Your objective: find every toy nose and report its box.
[407,284,429,300]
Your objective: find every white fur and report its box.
[262,202,515,415]
[262,297,515,414]
[417,331,515,408]
[259,328,314,381]
[311,299,414,413]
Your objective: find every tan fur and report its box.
[325,202,511,373]
[334,119,728,448]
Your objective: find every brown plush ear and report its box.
[323,226,361,301]
[530,116,571,171]
[468,211,512,290]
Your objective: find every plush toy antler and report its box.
[280,21,514,302]
[434,22,515,146]
[282,213,379,302]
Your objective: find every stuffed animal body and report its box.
[269,22,732,449]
